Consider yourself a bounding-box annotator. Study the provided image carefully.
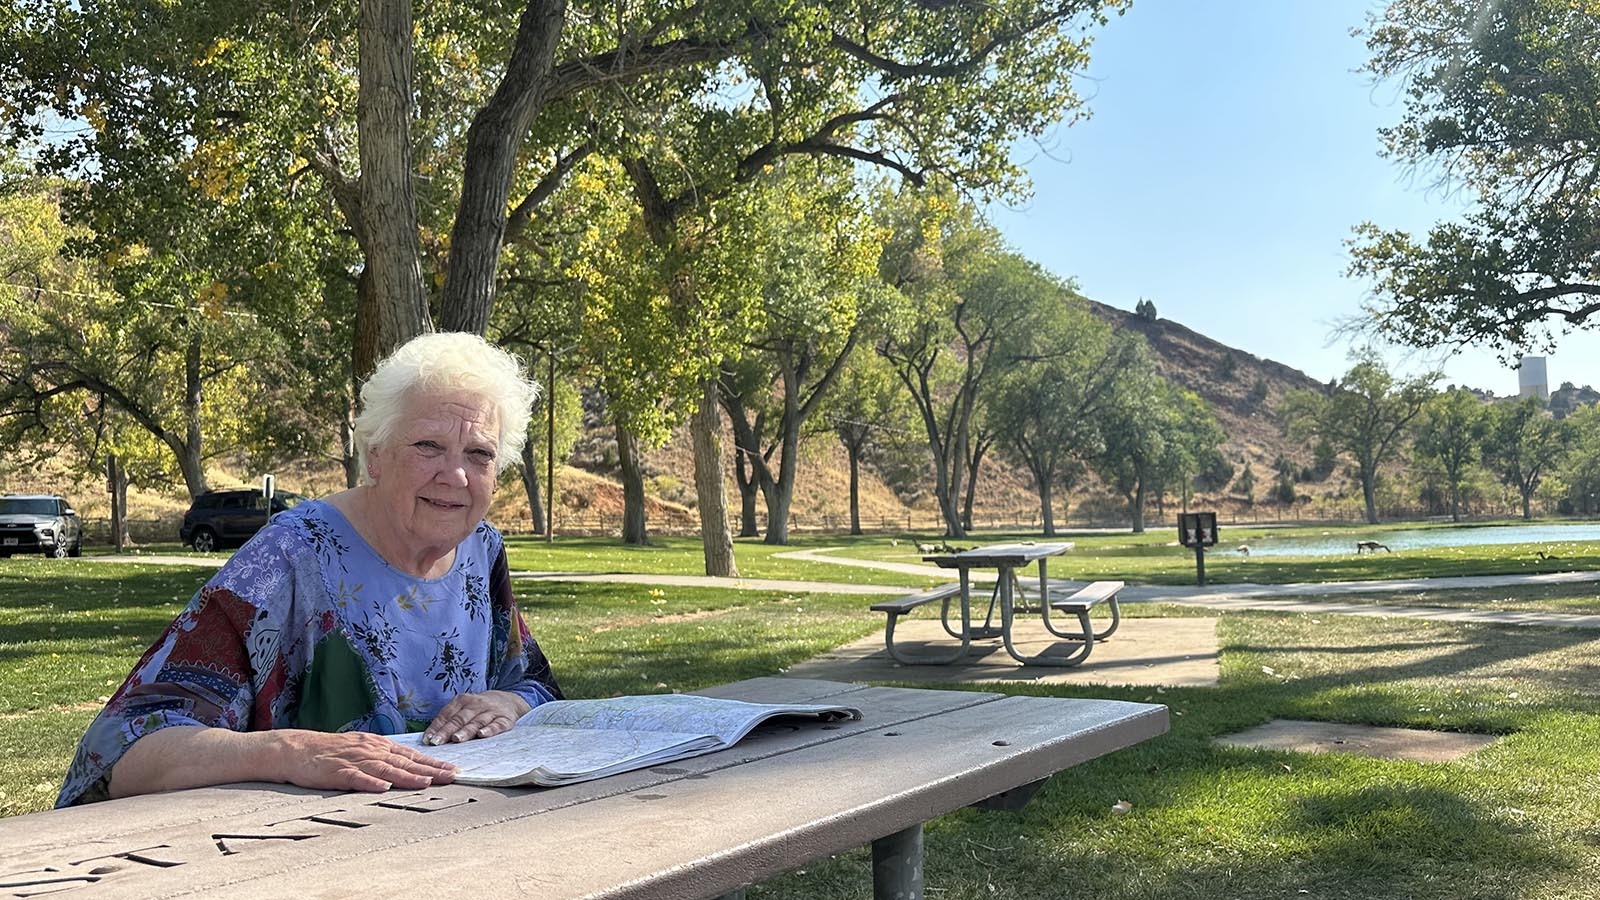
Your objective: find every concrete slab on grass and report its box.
[784,616,1219,687]
[1215,719,1498,762]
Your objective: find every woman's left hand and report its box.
[423,690,532,745]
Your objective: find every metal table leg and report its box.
[885,570,972,665]
[1002,564,1094,667]
[872,823,924,900]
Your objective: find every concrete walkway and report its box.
[85,548,1600,630]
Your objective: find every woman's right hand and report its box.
[267,729,457,792]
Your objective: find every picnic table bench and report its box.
[871,541,1125,667]
[0,677,1166,900]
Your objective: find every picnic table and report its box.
[873,542,1125,667]
[0,677,1166,900]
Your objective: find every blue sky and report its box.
[987,0,1600,395]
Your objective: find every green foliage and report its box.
[1273,468,1298,505]
[1234,460,1255,504]
[1282,352,1437,522]
[1414,388,1489,519]
[1556,403,1600,515]
[1483,397,1571,518]
[0,155,340,495]
[1350,0,1600,353]
[1246,375,1269,408]
[989,279,1130,531]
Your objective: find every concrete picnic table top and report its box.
[0,677,1166,900]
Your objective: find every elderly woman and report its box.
[57,332,562,807]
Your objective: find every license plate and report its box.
[2,538,16,546]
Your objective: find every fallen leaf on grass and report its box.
[1111,800,1133,814]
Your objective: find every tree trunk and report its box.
[1039,478,1055,537]
[1521,489,1533,520]
[961,436,989,536]
[762,478,793,545]
[353,265,381,386]
[763,363,804,546]
[106,453,128,550]
[847,444,863,535]
[1130,481,1146,534]
[358,0,431,353]
[177,330,207,498]
[690,378,738,575]
[1361,467,1379,524]
[722,385,762,537]
[734,448,760,537]
[616,418,647,545]
[948,416,969,538]
[520,439,546,534]
[1450,480,1461,522]
[439,0,568,334]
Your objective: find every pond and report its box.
[1232,523,1600,558]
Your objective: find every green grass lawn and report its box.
[103,522,1600,588]
[3,536,1600,898]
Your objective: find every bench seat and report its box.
[1047,579,1123,643]
[872,583,969,666]
[870,582,964,615]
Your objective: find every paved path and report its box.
[85,548,1600,629]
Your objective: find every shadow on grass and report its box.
[1229,616,1600,702]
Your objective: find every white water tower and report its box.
[1518,356,1548,400]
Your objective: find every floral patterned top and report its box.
[57,500,562,807]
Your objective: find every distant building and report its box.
[1518,356,1548,401]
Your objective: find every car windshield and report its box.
[0,498,57,516]
[273,493,306,510]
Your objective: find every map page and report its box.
[389,725,716,786]
[521,693,862,746]
[387,693,862,787]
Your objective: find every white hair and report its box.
[353,332,539,481]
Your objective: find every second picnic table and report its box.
[873,541,1124,667]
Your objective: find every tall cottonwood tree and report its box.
[1282,353,1438,524]
[1414,387,1488,521]
[1091,348,1183,534]
[1351,0,1600,353]
[1483,397,1570,520]
[876,194,1044,538]
[822,350,913,535]
[718,170,886,544]
[990,305,1135,536]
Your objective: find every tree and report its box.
[1350,0,1600,355]
[1282,354,1437,524]
[877,196,1049,538]
[1236,461,1255,505]
[1483,397,1570,520]
[1414,388,1488,521]
[1158,389,1226,515]
[823,350,912,535]
[1557,404,1600,515]
[716,169,885,545]
[990,305,1134,535]
[0,158,335,499]
[1090,344,1177,533]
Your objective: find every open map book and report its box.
[388,693,863,787]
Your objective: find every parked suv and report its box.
[0,494,84,558]
[180,489,306,552]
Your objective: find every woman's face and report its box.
[368,389,501,553]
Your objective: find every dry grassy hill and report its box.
[4,307,1347,534]
[1089,301,1330,498]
